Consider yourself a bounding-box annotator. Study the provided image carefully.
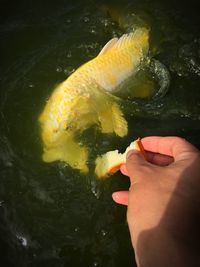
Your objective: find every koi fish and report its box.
[39,27,149,172]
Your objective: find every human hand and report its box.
[112,136,200,267]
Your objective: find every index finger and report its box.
[141,136,198,159]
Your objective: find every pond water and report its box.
[0,0,200,266]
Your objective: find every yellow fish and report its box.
[39,27,149,172]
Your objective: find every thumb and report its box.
[112,191,129,206]
[126,149,153,183]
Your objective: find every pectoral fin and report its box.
[99,102,128,137]
[111,102,128,137]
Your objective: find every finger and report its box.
[141,136,198,160]
[112,191,129,205]
[120,164,129,176]
[146,151,174,166]
[126,149,153,182]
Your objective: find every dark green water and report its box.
[0,0,200,266]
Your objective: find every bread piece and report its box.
[95,138,146,178]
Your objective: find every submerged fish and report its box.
[39,27,149,172]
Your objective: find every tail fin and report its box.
[42,132,89,173]
[99,4,149,32]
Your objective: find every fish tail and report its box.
[42,132,89,173]
[99,4,149,32]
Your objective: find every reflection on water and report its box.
[0,0,200,266]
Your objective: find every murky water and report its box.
[0,0,200,266]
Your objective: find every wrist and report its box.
[131,227,200,267]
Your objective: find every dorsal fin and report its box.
[98,37,118,55]
[111,29,149,50]
[112,32,134,49]
[98,28,148,56]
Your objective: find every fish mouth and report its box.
[112,58,170,101]
[149,59,170,99]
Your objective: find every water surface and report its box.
[0,0,200,266]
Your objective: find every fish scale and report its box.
[39,27,149,172]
